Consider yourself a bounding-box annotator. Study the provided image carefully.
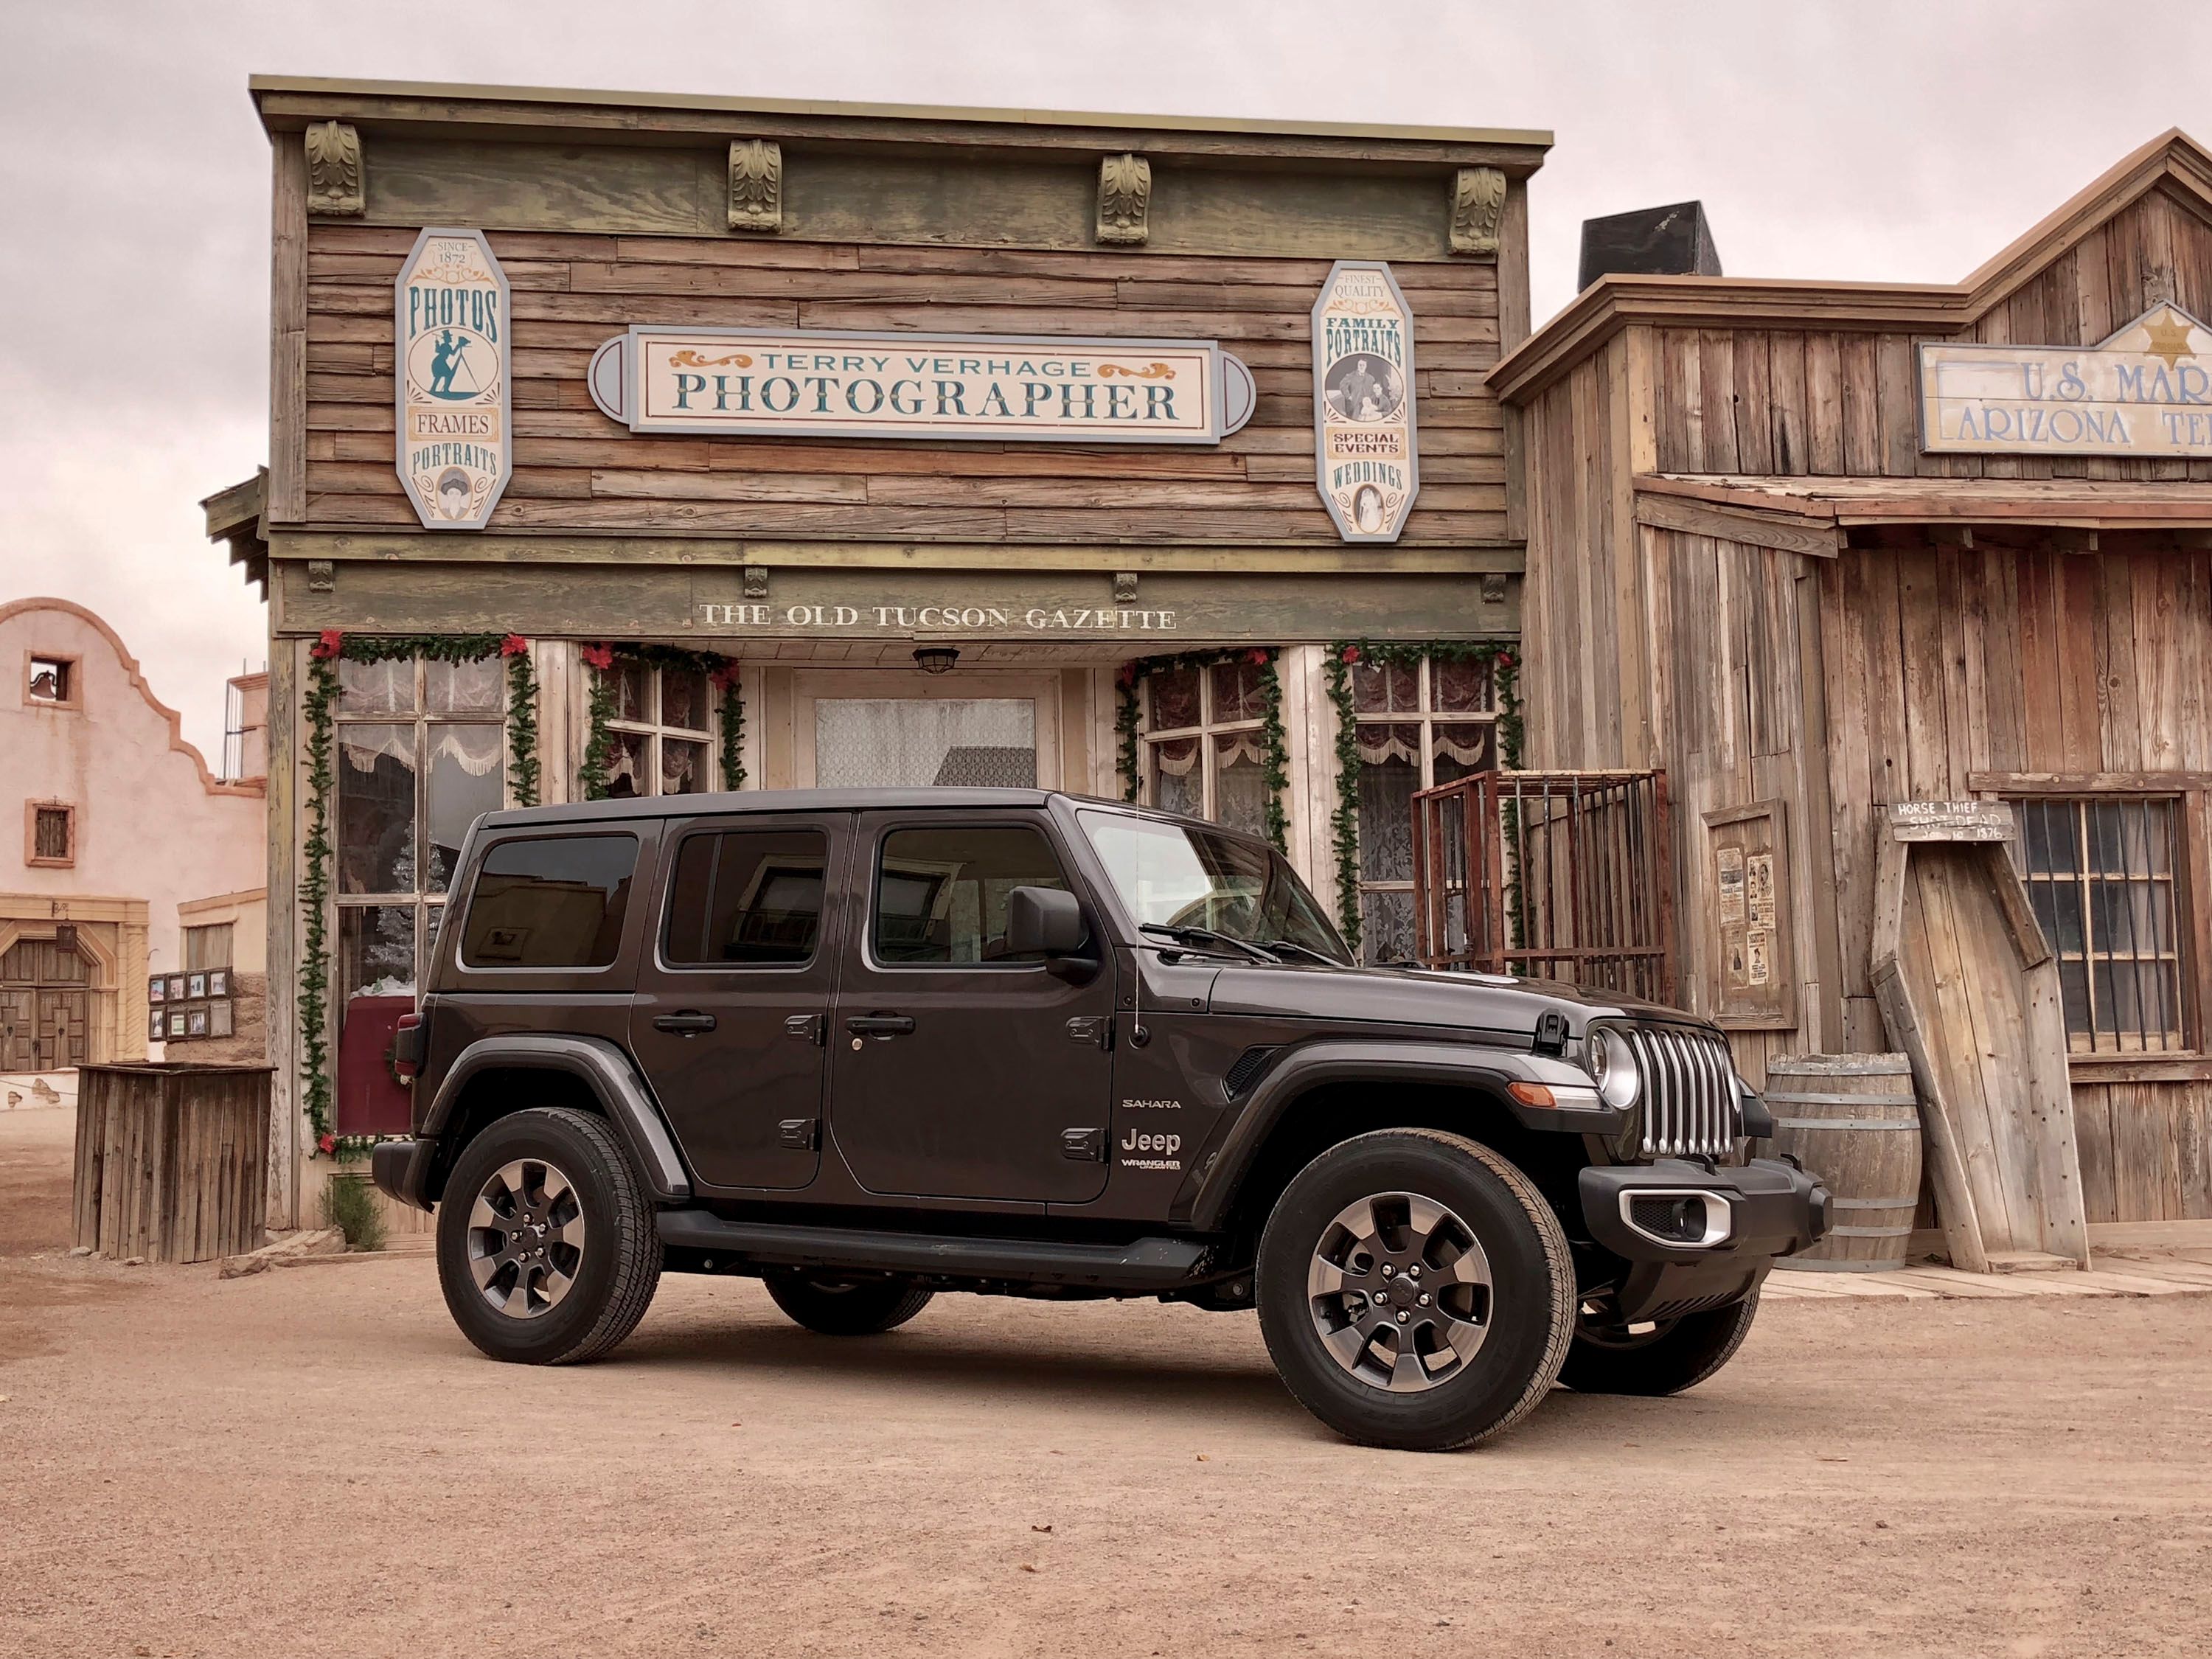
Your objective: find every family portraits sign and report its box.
[1312,260,1419,542]
[392,228,512,529]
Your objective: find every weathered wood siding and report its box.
[1649,184,2212,484]
[296,226,1509,546]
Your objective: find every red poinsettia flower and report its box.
[1244,647,1271,667]
[708,661,740,692]
[1340,644,1362,665]
[310,629,345,661]
[498,634,529,658]
[1495,651,1515,669]
[317,1133,336,1156]
[1115,662,1138,689]
[579,643,615,672]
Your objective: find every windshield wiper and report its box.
[1138,923,1280,964]
[1259,938,1341,965]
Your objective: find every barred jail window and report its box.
[2008,796,2188,1054]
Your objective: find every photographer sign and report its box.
[1312,260,1419,543]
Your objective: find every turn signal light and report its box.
[1507,1082,1557,1107]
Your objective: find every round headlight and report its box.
[1590,1029,1641,1110]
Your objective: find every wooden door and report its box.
[36,990,89,1068]
[1,937,93,1069]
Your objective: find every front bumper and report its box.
[370,1138,436,1212]
[1576,1157,1831,1324]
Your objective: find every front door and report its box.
[828,811,1113,1204]
[629,811,848,1190]
[1,937,91,1069]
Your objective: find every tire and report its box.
[1559,1293,1760,1397]
[1254,1128,1576,1452]
[762,1270,934,1335]
[435,1106,662,1366]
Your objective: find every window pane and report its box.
[661,667,710,732]
[1147,735,1203,818]
[814,699,1036,788]
[1360,888,1416,967]
[1213,731,1267,838]
[613,660,650,723]
[1208,660,1265,723]
[606,729,647,799]
[1147,666,1200,731]
[426,724,503,892]
[1430,721,1495,786]
[874,826,1066,965]
[426,656,502,714]
[1433,658,1493,714]
[1349,660,1420,714]
[2027,878,2084,956]
[459,835,636,968]
[183,923,233,971]
[338,659,414,716]
[664,830,827,966]
[661,738,708,796]
[338,723,417,894]
[339,904,417,998]
[1355,724,1420,882]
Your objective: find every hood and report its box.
[1204,961,1694,1039]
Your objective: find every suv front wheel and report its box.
[436,1106,663,1366]
[1255,1129,1575,1451]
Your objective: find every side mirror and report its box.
[1004,885,1088,958]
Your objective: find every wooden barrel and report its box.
[1765,1053,1922,1272]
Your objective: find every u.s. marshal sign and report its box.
[1312,260,1419,542]
[393,229,511,529]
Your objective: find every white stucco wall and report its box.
[1,598,266,1056]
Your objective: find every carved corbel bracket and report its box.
[1096,153,1152,246]
[305,120,364,218]
[1449,166,1506,258]
[728,139,783,234]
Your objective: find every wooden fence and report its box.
[1412,769,1675,1002]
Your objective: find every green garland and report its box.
[296,630,540,1151]
[579,643,745,801]
[1113,648,1290,852]
[1322,639,1523,954]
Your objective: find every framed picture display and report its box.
[210,1001,234,1037]
[209,970,229,998]
[167,1011,187,1037]
[149,975,166,1004]
[187,1008,209,1037]
[167,975,186,1002]
[150,1007,165,1040]
[187,973,207,999]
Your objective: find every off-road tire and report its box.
[1559,1293,1761,1397]
[763,1271,935,1335]
[1255,1128,1576,1452]
[436,1107,662,1366]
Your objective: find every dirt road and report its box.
[3,1119,2209,1658]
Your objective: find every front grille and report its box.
[1624,1025,1741,1160]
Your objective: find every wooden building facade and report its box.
[1491,130,2212,1240]
[209,78,1551,1223]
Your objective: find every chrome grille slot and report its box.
[1628,1025,1741,1161]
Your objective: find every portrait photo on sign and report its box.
[1323,352,1405,422]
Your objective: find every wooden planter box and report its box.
[73,1063,271,1262]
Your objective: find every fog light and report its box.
[1621,1189,1731,1248]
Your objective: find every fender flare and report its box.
[1172,1039,1622,1231]
[422,1034,692,1203]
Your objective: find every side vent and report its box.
[1223,1046,1279,1099]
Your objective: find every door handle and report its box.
[783,1013,825,1046]
[845,1014,915,1037]
[652,1011,718,1035]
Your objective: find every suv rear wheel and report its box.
[436,1106,662,1366]
[1255,1129,1574,1451]
[763,1270,934,1335]
[1559,1294,1760,1396]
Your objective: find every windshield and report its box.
[1079,809,1352,964]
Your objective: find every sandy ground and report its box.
[3,1110,2209,1658]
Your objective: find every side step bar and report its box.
[655,1210,1207,1291]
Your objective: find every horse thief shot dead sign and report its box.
[394,228,512,530]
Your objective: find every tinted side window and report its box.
[461,835,638,968]
[874,825,1066,965]
[664,830,828,966]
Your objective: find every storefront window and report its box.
[1351,655,1499,964]
[335,655,504,998]
[1141,660,1271,840]
[605,660,714,797]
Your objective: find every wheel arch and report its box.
[420,1034,691,1206]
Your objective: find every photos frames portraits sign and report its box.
[394,227,512,530]
[1312,260,1419,543]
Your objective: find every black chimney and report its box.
[1577,201,1722,291]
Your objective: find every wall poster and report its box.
[1703,800,1795,1031]
[1311,260,1419,542]
[394,228,512,529]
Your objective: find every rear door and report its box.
[629,811,847,1191]
[827,810,1114,1205]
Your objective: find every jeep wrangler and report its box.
[375,787,1829,1450]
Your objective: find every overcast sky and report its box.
[5,0,2209,760]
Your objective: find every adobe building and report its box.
[204,77,1548,1224]
[1490,130,2212,1251]
[1,598,269,1091]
